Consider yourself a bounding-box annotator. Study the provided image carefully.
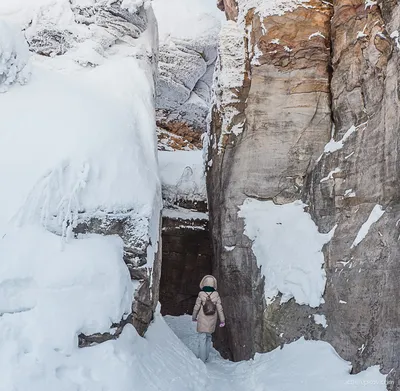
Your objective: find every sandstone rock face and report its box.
[207,0,332,361]
[209,0,400,384]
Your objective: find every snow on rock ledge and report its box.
[159,150,206,206]
[153,0,224,136]
[239,199,335,307]
[0,0,161,340]
[0,20,30,92]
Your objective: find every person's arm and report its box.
[192,294,202,321]
[216,293,225,325]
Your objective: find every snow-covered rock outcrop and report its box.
[153,0,224,149]
[0,0,161,369]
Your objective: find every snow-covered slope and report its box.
[0,2,162,389]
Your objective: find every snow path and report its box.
[164,315,386,391]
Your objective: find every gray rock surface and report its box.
[208,1,400,386]
[153,0,223,135]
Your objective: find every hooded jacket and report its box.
[192,275,225,334]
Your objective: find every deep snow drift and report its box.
[166,315,386,391]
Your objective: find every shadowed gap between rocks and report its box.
[159,212,213,317]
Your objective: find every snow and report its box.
[324,125,357,153]
[320,167,341,183]
[345,189,356,198]
[0,59,161,243]
[0,1,161,248]
[163,206,208,220]
[166,314,387,391]
[313,314,328,328]
[0,225,132,348]
[153,0,224,131]
[0,20,30,92]
[0,3,165,390]
[0,302,209,391]
[351,205,385,248]
[365,0,377,9]
[153,0,224,43]
[309,31,325,40]
[238,199,336,307]
[158,150,206,203]
[390,30,400,49]
[237,0,309,25]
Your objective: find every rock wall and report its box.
[208,0,400,384]
[152,0,224,148]
[307,1,400,387]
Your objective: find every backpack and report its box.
[202,293,217,316]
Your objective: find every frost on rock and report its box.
[351,205,385,248]
[214,20,247,152]
[239,199,335,307]
[0,0,157,72]
[0,21,30,92]
[153,0,224,133]
[237,0,309,25]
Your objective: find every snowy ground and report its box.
[165,315,387,391]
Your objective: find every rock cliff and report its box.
[153,0,224,148]
[208,0,400,386]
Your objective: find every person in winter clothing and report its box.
[192,275,225,362]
